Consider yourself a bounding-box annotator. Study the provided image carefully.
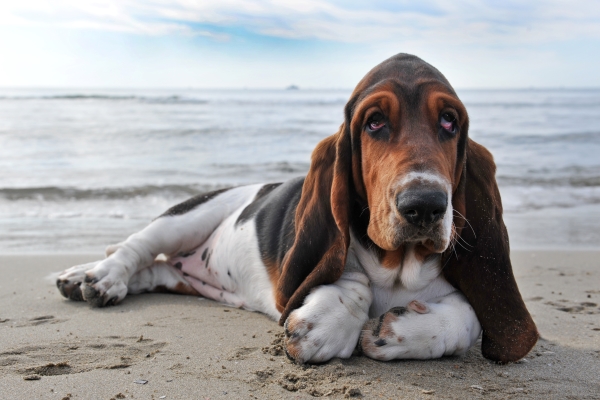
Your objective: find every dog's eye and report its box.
[440,112,456,134]
[367,113,386,131]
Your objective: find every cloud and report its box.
[2,0,599,46]
[1,0,599,88]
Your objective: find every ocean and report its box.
[1,88,599,252]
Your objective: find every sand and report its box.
[0,250,599,399]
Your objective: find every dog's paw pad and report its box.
[82,283,105,307]
[408,300,429,314]
[283,315,314,363]
[56,279,83,301]
[56,260,128,308]
[359,306,414,360]
[81,273,127,308]
[56,261,100,302]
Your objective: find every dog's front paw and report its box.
[57,259,129,307]
[359,301,432,361]
[284,309,361,364]
[283,285,369,364]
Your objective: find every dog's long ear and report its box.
[276,124,352,325]
[443,139,538,363]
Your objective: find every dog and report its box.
[57,53,538,364]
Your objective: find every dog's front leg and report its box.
[283,271,372,364]
[359,291,481,361]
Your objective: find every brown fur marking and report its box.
[378,312,400,338]
[380,247,405,270]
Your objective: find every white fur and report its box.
[127,261,189,294]
[182,210,281,319]
[285,270,372,363]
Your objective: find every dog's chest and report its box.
[349,240,455,318]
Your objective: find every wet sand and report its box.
[0,250,599,399]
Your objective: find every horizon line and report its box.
[1,86,600,91]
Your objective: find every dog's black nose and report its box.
[396,190,447,227]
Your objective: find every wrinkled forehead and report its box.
[347,54,458,114]
[345,54,468,194]
[355,54,455,94]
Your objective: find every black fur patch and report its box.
[253,178,304,270]
[235,183,283,225]
[373,314,386,337]
[159,188,231,217]
[389,306,407,316]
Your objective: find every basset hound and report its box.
[57,53,538,364]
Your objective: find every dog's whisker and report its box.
[359,205,370,218]
[456,234,474,249]
[453,210,476,239]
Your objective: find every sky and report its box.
[0,0,599,89]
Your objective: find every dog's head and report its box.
[276,53,538,363]
[345,54,467,255]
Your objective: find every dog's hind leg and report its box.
[58,259,198,302]
[127,261,244,307]
[126,261,199,296]
[57,185,262,307]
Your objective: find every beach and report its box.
[0,250,598,399]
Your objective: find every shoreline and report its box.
[1,247,599,256]
[0,250,598,398]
